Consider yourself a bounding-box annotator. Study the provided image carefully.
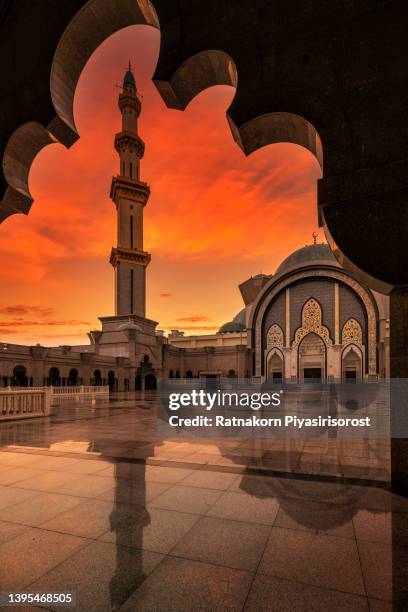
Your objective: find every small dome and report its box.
[117,321,142,332]
[275,243,338,276]
[218,309,246,333]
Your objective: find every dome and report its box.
[275,243,338,276]
[218,309,246,333]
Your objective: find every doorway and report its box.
[299,333,325,382]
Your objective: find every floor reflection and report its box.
[0,391,406,610]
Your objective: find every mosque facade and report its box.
[0,67,389,389]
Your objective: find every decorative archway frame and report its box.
[265,347,284,379]
[266,323,284,349]
[342,317,363,345]
[248,266,377,377]
[297,331,327,381]
[292,298,333,347]
[341,342,364,379]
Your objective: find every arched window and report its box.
[49,367,60,386]
[342,318,363,345]
[267,324,283,349]
[13,365,27,387]
[93,369,102,386]
[169,370,173,378]
[186,370,193,378]
[227,369,237,378]
[108,370,116,392]
[68,368,78,386]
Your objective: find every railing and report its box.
[50,385,109,397]
[0,388,51,421]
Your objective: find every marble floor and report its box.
[0,392,405,611]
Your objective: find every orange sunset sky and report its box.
[0,25,322,346]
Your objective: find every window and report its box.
[129,161,133,178]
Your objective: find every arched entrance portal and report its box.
[342,345,363,382]
[13,365,28,387]
[266,349,284,383]
[298,333,325,382]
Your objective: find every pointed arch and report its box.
[266,323,284,349]
[293,298,332,347]
[342,318,363,346]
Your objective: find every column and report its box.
[285,288,290,347]
[334,282,340,344]
[390,288,408,492]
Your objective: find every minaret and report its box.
[109,62,150,318]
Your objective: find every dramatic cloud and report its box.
[0,25,322,346]
[0,320,90,327]
[176,315,213,323]
[0,304,56,317]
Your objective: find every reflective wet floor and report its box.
[0,393,405,611]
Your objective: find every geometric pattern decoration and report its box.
[267,323,284,349]
[292,298,333,347]
[253,270,377,377]
[342,317,362,345]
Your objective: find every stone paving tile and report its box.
[353,509,408,545]
[11,470,83,494]
[0,528,89,591]
[274,498,355,538]
[148,484,222,515]
[0,485,40,511]
[27,540,163,612]
[96,480,170,505]
[55,458,112,475]
[99,507,200,554]
[259,527,365,595]
[173,515,271,571]
[181,469,239,490]
[120,556,253,612]
[358,540,408,603]
[0,452,46,467]
[244,574,369,611]
[0,520,30,545]
[38,498,123,539]
[208,490,279,526]
[0,466,47,486]
[0,491,83,527]
[145,465,193,484]
[51,473,116,498]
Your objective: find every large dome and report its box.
[275,243,338,276]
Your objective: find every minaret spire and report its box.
[109,62,151,318]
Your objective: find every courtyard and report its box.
[0,393,406,611]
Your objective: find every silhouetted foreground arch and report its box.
[1,1,408,289]
[0,0,159,224]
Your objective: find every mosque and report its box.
[0,66,389,390]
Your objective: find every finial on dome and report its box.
[312,232,318,245]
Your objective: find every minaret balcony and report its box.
[114,132,145,157]
[118,92,141,115]
[110,247,151,268]
[110,175,150,206]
